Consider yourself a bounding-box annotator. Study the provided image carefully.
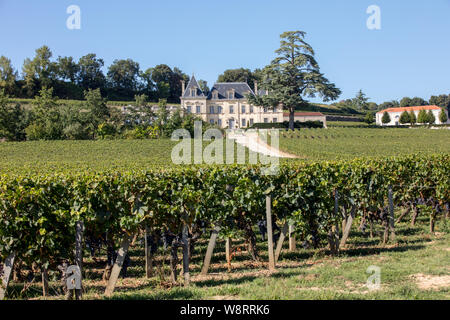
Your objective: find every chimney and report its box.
[181,80,186,96]
[254,81,258,95]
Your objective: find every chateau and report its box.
[180,75,284,129]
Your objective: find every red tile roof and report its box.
[283,112,325,116]
[376,105,441,114]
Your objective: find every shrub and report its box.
[399,111,410,124]
[381,112,391,124]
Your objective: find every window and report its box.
[241,105,246,113]
[264,107,268,113]
[273,118,277,123]
[196,106,201,114]
[191,89,196,97]
[242,119,246,127]
[212,91,218,99]
[250,106,254,113]
[217,106,222,114]
[218,119,222,126]
[249,118,254,126]
[187,106,192,114]
[264,118,268,123]
[230,105,234,113]
[209,106,215,114]
[273,106,277,112]
[228,91,234,99]
[210,119,214,124]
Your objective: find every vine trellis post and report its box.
[105,234,133,297]
[266,195,276,271]
[388,185,396,242]
[144,226,152,278]
[0,253,16,300]
[200,223,221,275]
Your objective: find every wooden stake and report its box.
[144,226,153,278]
[0,253,15,300]
[266,195,275,271]
[42,266,49,297]
[274,222,289,263]
[105,235,132,297]
[339,205,356,248]
[225,238,231,272]
[388,186,396,241]
[74,220,84,299]
[182,224,190,286]
[201,224,221,275]
[288,224,296,252]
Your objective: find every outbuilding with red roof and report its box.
[375,105,449,126]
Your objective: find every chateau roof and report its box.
[376,105,441,114]
[207,82,255,100]
[182,75,206,98]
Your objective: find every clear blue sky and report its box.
[1,0,449,103]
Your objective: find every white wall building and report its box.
[376,105,449,126]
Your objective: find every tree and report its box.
[198,80,210,95]
[247,31,341,130]
[0,90,29,140]
[381,111,391,125]
[107,59,141,99]
[364,111,375,124]
[379,100,399,110]
[367,102,378,111]
[410,97,428,106]
[85,88,109,134]
[140,68,155,98]
[22,46,56,96]
[429,94,450,109]
[439,108,448,123]
[352,89,369,110]
[399,110,410,124]
[155,99,169,137]
[77,54,106,90]
[0,56,18,95]
[417,109,428,124]
[399,97,412,108]
[147,64,188,103]
[409,111,417,125]
[26,87,62,140]
[217,68,258,89]
[135,94,148,107]
[427,110,435,124]
[55,56,79,82]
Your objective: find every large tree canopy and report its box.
[107,59,141,99]
[217,68,259,89]
[247,31,341,129]
[77,53,106,91]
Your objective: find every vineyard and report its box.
[279,127,450,161]
[0,151,449,299]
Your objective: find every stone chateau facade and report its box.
[180,75,284,129]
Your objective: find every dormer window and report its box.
[212,91,218,99]
[190,88,196,97]
[228,91,234,99]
